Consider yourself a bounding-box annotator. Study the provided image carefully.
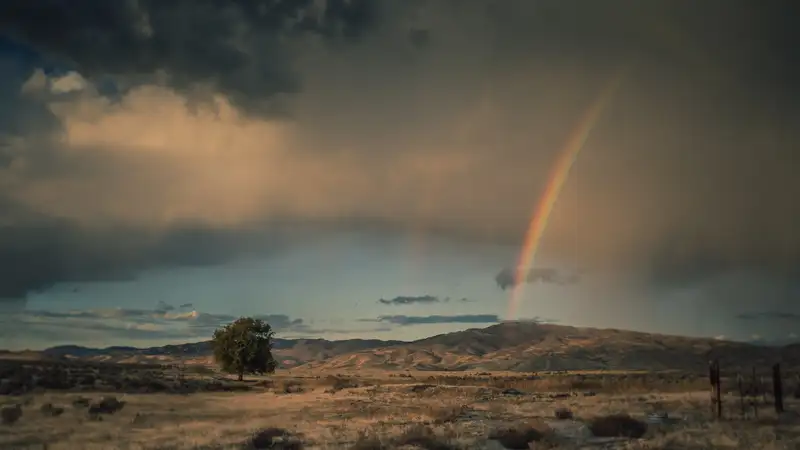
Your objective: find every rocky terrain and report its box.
[2,372,799,449]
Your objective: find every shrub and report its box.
[249,427,303,449]
[429,404,470,424]
[554,407,573,420]
[281,379,305,394]
[325,376,359,393]
[40,403,65,417]
[588,414,648,438]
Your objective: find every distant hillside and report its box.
[4,322,798,372]
[35,338,406,368]
[294,322,799,373]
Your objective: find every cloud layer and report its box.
[495,268,583,290]
[737,311,800,322]
[0,301,373,349]
[0,0,382,116]
[372,314,500,326]
[377,295,469,305]
[0,0,798,336]
[378,295,440,306]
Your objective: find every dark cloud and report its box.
[0,218,223,298]
[178,303,194,309]
[502,317,560,325]
[407,28,430,49]
[0,0,384,116]
[254,314,306,329]
[378,295,440,305]
[170,311,308,335]
[27,308,153,321]
[372,314,500,325]
[747,333,800,347]
[154,301,174,313]
[1,309,193,344]
[377,295,473,305]
[0,307,313,348]
[0,203,319,299]
[736,311,800,321]
[0,0,797,326]
[495,268,582,290]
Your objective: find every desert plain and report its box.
[2,322,800,449]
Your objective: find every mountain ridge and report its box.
[3,322,798,372]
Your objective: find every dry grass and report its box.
[286,369,715,395]
[1,363,800,449]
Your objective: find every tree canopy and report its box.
[211,317,277,381]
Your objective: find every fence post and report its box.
[709,360,716,414]
[715,361,722,419]
[708,359,722,419]
[772,363,784,414]
[737,373,745,418]
[751,366,759,419]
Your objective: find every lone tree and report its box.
[211,317,277,381]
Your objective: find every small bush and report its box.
[429,404,469,424]
[88,396,125,415]
[325,376,359,393]
[72,396,91,408]
[1,404,22,425]
[351,425,460,450]
[256,379,275,389]
[588,414,648,438]
[189,365,217,375]
[410,384,436,393]
[249,427,303,449]
[350,429,387,450]
[40,403,65,417]
[488,424,552,450]
[553,407,573,420]
[282,379,305,394]
[393,424,457,450]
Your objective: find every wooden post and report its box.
[737,373,746,418]
[708,359,722,419]
[714,361,722,419]
[709,360,716,414]
[751,366,759,419]
[772,363,784,414]
[792,374,800,399]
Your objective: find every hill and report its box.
[294,322,797,372]
[26,338,406,368]
[3,322,798,372]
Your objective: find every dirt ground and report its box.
[1,370,800,449]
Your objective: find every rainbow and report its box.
[506,70,628,320]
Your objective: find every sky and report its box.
[0,0,799,350]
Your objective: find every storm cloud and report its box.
[0,0,383,116]
[377,295,470,305]
[379,295,439,305]
[0,207,302,298]
[495,268,583,290]
[373,314,500,326]
[0,304,320,349]
[736,312,800,322]
[0,0,798,337]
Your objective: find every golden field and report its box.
[2,363,800,449]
